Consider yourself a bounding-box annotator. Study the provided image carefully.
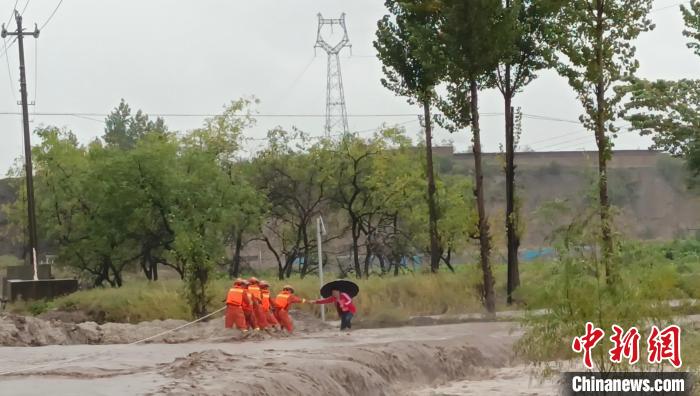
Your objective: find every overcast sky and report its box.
[0,0,697,175]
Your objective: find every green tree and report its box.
[374,0,445,273]
[438,0,512,313]
[684,0,700,57]
[29,128,143,287]
[620,2,700,179]
[493,0,553,304]
[173,99,257,316]
[549,0,654,283]
[251,128,329,279]
[103,99,167,150]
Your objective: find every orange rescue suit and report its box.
[261,289,278,326]
[225,287,248,330]
[242,289,257,329]
[274,291,304,333]
[248,285,268,329]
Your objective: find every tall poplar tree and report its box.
[374,0,446,272]
[493,0,552,304]
[549,0,654,283]
[438,0,512,313]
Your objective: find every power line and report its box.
[3,37,17,101]
[0,110,573,120]
[523,128,589,146]
[6,0,19,26]
[521,113,581,125]
[651,1,690,13]
[0,110,427,118]
[20,0,29,16]
[0,35,17,59]
[533,134,592,151]
[39,0,63,31]
[275,56,316,106]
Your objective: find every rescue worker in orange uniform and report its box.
[224,278,250,331]
[259,280,280,330]
[247,277,268,330]
[274,285,306,333]
[241,280,259,330]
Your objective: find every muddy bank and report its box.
[154,336,511,395]
[0,322,520,396]
[0,310,328,346]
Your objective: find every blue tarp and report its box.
[520,247,555,262]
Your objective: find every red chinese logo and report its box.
[647,325,682,368]
[572,322,605,369]
[572,323,682,368]
[609,325,640,364]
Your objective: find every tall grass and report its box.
[12,267,487,324]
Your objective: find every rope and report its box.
[0,306,226,377]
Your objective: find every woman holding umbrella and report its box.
[311,280,358,331]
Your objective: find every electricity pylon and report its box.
[314,13,351,137]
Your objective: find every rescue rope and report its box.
[0,306,227,377]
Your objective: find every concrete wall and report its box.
[5,279,78,301]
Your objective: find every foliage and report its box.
[374,0,446,105]
[516,226,689,375]
[549,0,654,281]
[435,0,515,314]
[682,0,700,57]
[621,78,700,178]
[5,100,260,317]
[0,254,22,269]
[618,2,700,180]
[374,0,445,273]
[103,99,167,150]
[249,128,329,279]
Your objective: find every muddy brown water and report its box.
[0,320,547,396]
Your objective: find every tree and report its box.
[374,0,445,273]
[325,133,380,278]
[171,99,256,317]
[251,128,328,279]
[438,0,512,313]
[225,161,267,278]
[103,99,167,150]
[493,0,552,304]
[620,1,700,179]
[29,128,144,287]
[549,0,654,283]
[684,1,700,57]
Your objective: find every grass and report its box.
[0,254,22,269]
[6,265,489,324]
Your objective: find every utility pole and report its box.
[314,13,351,137]
[316,216,326,321]
[2,11,40,279]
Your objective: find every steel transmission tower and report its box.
[314,13,351,136]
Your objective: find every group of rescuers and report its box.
[224,277,356,333]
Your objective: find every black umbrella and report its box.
[320,279,359,298]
